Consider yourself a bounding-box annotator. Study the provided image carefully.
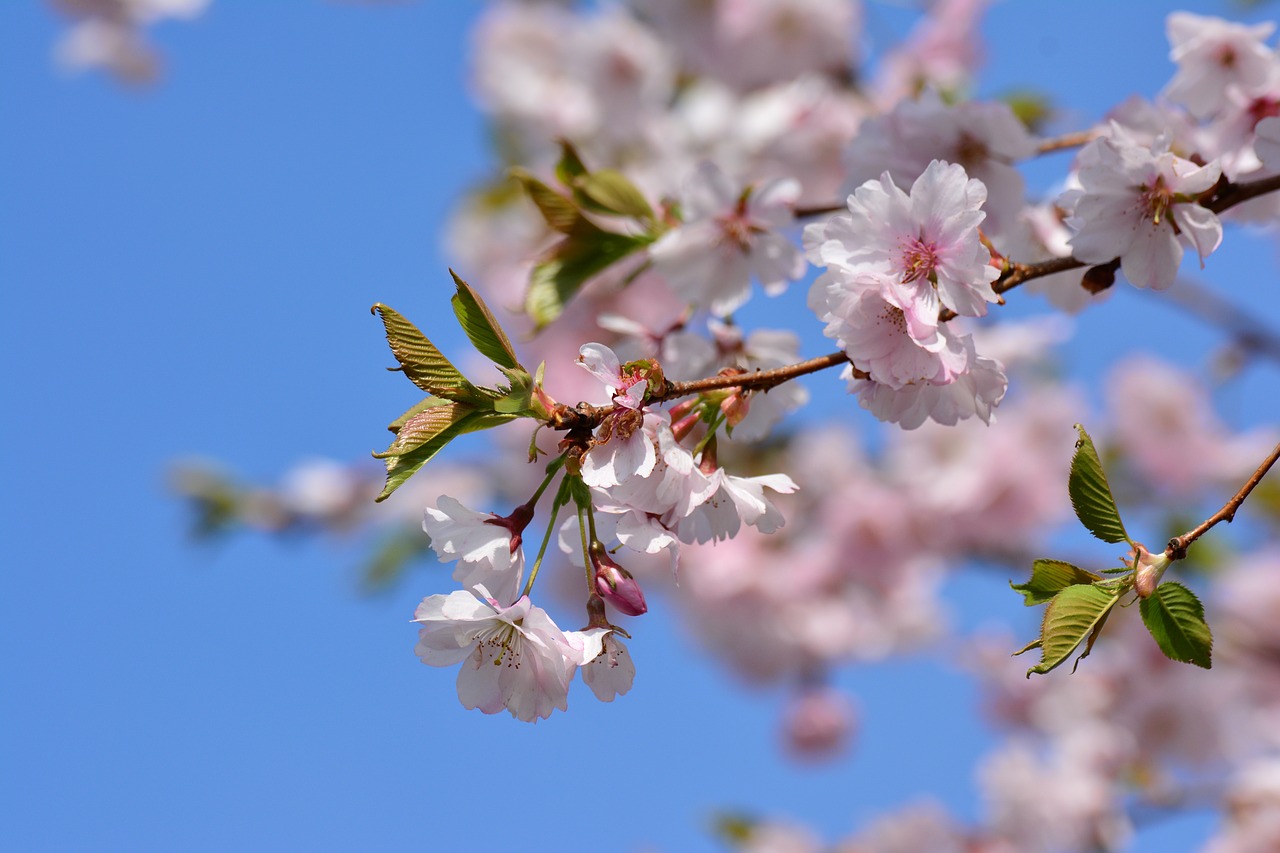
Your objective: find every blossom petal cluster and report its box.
[805,159,1006,427]
[1061,124,1222,290]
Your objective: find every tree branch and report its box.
[1034,130,1098,155]
[1166,441,1280,559]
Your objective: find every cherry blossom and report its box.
[580,631,636,703]
[413,590,603,722]
[650,161,806,316]
[422,496,526,606]
[1062,125,1223,289]
[806,159,999,324]
[1163,12,1277,119]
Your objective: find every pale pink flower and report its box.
[1256,116,1280,169]
[1062,125,1222,290]
[422,496,525,606]
[413,591,602,722]
[873,0,990,105]
[1163,12,1277,120]
[580,631,636,703]
[806,159,999,323]
[675,470,798,544]
[848,348,1006,429]
[650,161,806,316]
[844,94,1035,234]
[634,0,858,92]
[807,270,970,388]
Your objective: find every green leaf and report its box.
[1026,584,1120,676]
[449,270,521,371]
[372,303,476,397]
[511,169,579,233]
[492,366,534,414]
[573,169,655,221]
[1068,424,1131,545]
[525,221,650,329]
[1011,559,1103,606]
[554,138,588,186]
[374,410,516,502]
[1139,581,1213,668]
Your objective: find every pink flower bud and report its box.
[720,389,751,428]
[589,542,648,617]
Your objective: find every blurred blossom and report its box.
[780,687,856,761]
[52,0,211,82]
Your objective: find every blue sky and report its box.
[3,2,1278,851]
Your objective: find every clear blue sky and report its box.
[2,2,1277,851]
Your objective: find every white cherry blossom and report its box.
[1163,12,1277,119]
[413,591,603,723]
[422,496,525,606]
[650,161,806,316]
[1062,125,1223,290]
[580,632,636,703]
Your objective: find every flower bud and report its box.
[589,541,648,616]
[720,389,751,428]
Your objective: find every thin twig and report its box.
[1167,441,1280,558]
[1034,130,1098,155]
[652,351,861,402]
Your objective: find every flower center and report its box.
[898,235,941,284]
[1139,175,1174,225]
[480,627,522,669]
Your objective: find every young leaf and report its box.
[1139,581,1213,668]
[492,366,534,414]
[374,410,517,502]
[372,303,476,397]
[510,169,579,234]
[1011,559,1103,606]
[1026,584,1120,677]
[387,396,452,434]
[573,169,655,221]
[525,221,651,329]
[554,138,588,186]
[449,270,521,371]
[1068,424,1131,545]
[374,402,473,459]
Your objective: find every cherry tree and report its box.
[68,1,1280,849]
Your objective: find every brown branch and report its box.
[794,202,845,219]
[1034,130,1098,155]
[1166,441,1280,559]
[549,171,1280,432]
[652,350,860,402]
[1207,172,1280,213]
